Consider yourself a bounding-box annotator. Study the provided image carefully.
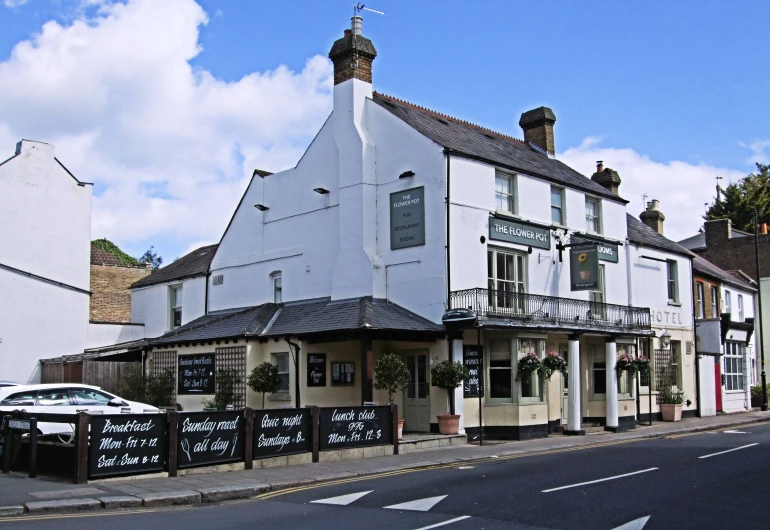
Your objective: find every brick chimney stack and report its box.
[328,16,377,85]
[640,200,665,235]
[591,160,622,195]
[519,107,556,156]
[704,218,732,246]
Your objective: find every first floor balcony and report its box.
[450,287,652,333]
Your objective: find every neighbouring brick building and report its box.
[90,245,151,323]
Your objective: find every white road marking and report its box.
[384,495,448,511]
[457,466,474,469]
[723,430,748,434]
[413,515,472,529]
[310,490,372,505]
[611,515,650,530]
[699,443,759,459]
[542,468,658,493]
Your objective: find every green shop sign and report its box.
[489,218,550,249]
[574,236,619,263]
[570,245,600,291]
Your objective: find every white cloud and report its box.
[744,139,770,165]
[3,0,28,8]
[0,0,332,255]
[559,138,746,242]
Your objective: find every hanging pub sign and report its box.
[88,414,165,478]
[463,345,484,398]
[489,217,550,249]
[307,354,327,387]
[574,236,619,263]
[178,353,216,395]
[253,408,311,459]
[570,245,600,291]
[442,308,477,331]
[390,186,425,250]
[319,406,392,450]
[177,411,243,468]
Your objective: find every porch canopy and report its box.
[149,296,446,404]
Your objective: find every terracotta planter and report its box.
[661,403,682,422]
[397,418,405,440]
[436,414,461,435]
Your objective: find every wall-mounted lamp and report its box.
[254,204,269,211]
[399,170,415,179]
[313,187,329,195]
[659,329,671,349]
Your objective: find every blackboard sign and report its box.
[89,414,165,478]
[463,345,484,398]
[178,411,243,468]
[178,353,216,394]
[319,406,392,450]
[307,354,326,387]
[253,408,311,459]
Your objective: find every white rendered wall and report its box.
[132,277,207,338]
[720,284,755,412]
[87,322,145,349]
[0,140,92,383]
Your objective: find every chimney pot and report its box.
[762,223,768,235]
[344,29,351,37]
[639,200,665,235]
[597,161,604,172]
[351,15,362,35]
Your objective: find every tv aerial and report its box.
[354,3,385,16]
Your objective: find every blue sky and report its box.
[1,0,767,262]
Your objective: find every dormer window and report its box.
[271,272,282,303]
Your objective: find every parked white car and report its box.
[0,383,161,438]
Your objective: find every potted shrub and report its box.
[751,385,769,408]
[247,362,281,409]
[430,360,468,435]
[373,353,411,439]
[659,364,685,421]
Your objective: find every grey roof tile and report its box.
[132,244,218,289]
[626,214,692,257]
[372,93,627,204]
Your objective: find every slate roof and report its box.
[679,227,750,250]
[372,93,627,204]
[148,297,444,346]
[626,214,692,257]
[693,255,756,291]
[131,244,218,289]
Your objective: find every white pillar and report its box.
[452,338,465,434]
[605,340,619,430]
[567,337,582,434]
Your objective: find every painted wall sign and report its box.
[570,245,600,291]
[489,218,550,249]
[88,414,164,478]
[653,310,683,326]
[253,408,311,459]
[177,411,242,468]
[574,237,619,263]
[307,354,327,387]
[390,186,425,250]
[178,353,216,394]
[463,345,484,398]
[319,406,392,450]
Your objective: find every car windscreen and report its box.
[0,390,37,406]
[69,388,113,405]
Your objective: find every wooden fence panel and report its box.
[40,363,64,384]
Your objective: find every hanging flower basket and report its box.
[542,352,567,380]
[516,352,545,381]
[632,356,651,376]
[615,353,635,377]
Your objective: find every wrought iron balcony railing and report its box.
[450,288,651,331]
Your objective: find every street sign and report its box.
[9,420,30,430]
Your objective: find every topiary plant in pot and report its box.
[430,360,469,435]
[373,353,411,439]
[247,362,281,409]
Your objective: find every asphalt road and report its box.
[3,423,769,529]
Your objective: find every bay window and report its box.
[486,337,544,403]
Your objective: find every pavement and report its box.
[1,410,768,518]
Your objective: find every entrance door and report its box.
[404,352,430,432]
[715,356,723,412]
[560,344,569,425]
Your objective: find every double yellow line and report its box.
[256,437,646,500]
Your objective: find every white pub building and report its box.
[124,17,699,438]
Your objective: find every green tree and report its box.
[373,353,411,404]
[138,246,163,270]
[247,362,281,409]
[705,163,770,232]
[91,238,140,266]
[430,360,468,415]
